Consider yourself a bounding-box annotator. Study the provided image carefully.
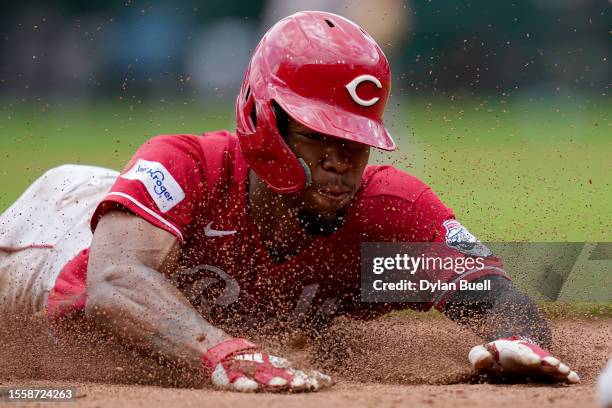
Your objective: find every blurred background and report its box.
[0,0,610,242]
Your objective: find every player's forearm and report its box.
[443,276,551,347]
[85,263,229,370]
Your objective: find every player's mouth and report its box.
[314,186,352,208]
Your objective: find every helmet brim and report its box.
[273,88,396,151]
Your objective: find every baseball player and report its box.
[0,11,578,392]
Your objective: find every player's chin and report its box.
[298,202,349,235]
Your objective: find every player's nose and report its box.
[321,142,351,174]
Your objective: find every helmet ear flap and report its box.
[240,99,308,193]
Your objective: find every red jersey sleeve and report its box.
[409,188,511,310]
[408,187,455,241]
[343,166,510,317]
[91,135,208,243]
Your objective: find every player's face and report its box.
[285,119,370,219]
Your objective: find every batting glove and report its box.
[202,338,332,392]
[469,336,580,383]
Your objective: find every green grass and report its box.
[373,95,611,241]
[1,95,610,242]
[0,99,233,210]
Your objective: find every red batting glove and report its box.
[469,336,579,383]
[202,338,332,392]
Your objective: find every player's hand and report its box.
[202,338,333,392]
[468,336,580,383]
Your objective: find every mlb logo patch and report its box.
[443,219,492,257]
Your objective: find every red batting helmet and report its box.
[236,11,396,193]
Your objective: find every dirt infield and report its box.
[1,315,610,407]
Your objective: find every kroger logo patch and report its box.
[121,159,185,212]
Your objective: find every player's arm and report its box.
[405,186,579,383]
[85,210,229,369]
[443,275,551,347]
[84,134,331,392]
[443,278,578,383]
[85,210,331,392]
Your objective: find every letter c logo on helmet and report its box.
[345,75,383,107]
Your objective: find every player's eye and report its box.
[341,140,368,153]
[300,132,325,141]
